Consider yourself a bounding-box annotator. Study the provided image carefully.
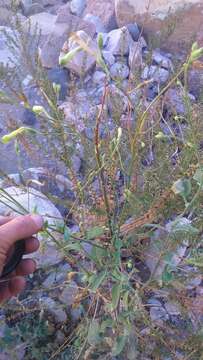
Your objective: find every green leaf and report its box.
[64,227,71,242]
[100,318,114,332]
[89,270,107,291]
[169,217,199,236]
[1,127,38,144]
[186,256,203,268]
[86,226,105,240]
[112,335,127,356]
[65,242,82,251]
[87,320,101,346]
[59,46,82,66]
[193,168,203,188]
[111,283,121,311]
[171,178,191,198]
[162,266,174,283]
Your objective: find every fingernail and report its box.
[30,215,44,229]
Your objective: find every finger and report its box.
[0,216,13,226]
[0,214,43,254]
[15,259,36,276]
[24,237,40,254]
[0,276,26,302]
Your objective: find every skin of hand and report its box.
[0,214,43,303]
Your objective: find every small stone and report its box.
[102,50,115,67]
[71,305,83,322]
[107,84,129,117]
[93,70,107,84]
[22,108,36,125]
[152,49,173,71]
[22,2,44,17]
[148,298,169,322]
[60,281,78,306]
[141,65,170,85]
[126,23,140,41]
[59,31,96,76]
[53,308,67,323]
[164,88,195,115]
[110,62,129,80]
[22,12,57,37]
[55,174,73,193]
[70,0,86,16]
[105,27,133,56]
[84,13,106,33]
[43,264,71,288]
[164,301,181,316]
[47,67,69,101]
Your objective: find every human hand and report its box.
[0,214,43,302]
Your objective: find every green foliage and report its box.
[0,21,203,360]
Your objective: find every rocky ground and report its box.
[0,0,202,359]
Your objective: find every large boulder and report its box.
[84,0,117,31]
[39,5,96,68]
[115,0,203,52]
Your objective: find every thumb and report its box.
[0,214,43,259]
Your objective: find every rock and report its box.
[55,174,73,193]
[84,0,116,31]
[70,0,86,16]
[102,50,115,67]
[70,305,83,321]
[93,70,107,84]
[59,281,78,306]
[0,7,13,26]
[0,343,26,360]
[40,297,67,323]
[152,49,173,71]
[22,108,37,125]
[83,13,106,33]
[0,26,18,68]
[59,30,96,76]
[47,67,69,100]
[0,186,62,225]
[141,65,170,85]
[110,62,129,80]
[126,23,140,41]
[56,330,65,344]
[164,301,181,316]
[23,12,57,36]
[148,298,169,322]
[105,27,133,56]
[42,263,71,288]
[128,40,143,72]
[188,69,203,99]
[39,22,72,68]
[115,0,203,53]
[164,88,195,115]
[22,2,44,16]
[107,84,129,118]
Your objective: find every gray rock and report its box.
[102,50,115,67]
[107,84,129,117]
[55,174,73,193]
[164,88,195,115]
[188,69,203,99]
[110,62,129,80]
[141,65,170,85]
[42,263,71,287]
[22,12,57,37]
[22,2,44,16]
[0,7,13,26]
[70,0,86,16]
[59,31,96,76]
[22,108,37,125]
[105,27,133,56]
[164,301,181,316]
[148,298,169,322]
[93,70,107,84]
[0,26,18,68]
[47,67,69,100]
[126,23,140,41]
[60,281,78,306]
[40,297,67,323]
[152,49,173,71]
[84,13,106,33]
[70,305,83,321]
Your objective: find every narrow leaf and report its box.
[89,270,107,291]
